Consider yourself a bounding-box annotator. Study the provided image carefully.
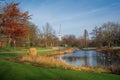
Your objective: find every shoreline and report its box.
[6,47,111,73]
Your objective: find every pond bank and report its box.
[6,48,110,73]
[50,48,120,74]
[97,49,120,74]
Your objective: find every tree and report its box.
[25,21,39,46]
[76,37,85,48]
[84,29,88,47]
[101,22,120,46]
[42,22,57,47]
[90,26,102,46]
[61,34,77,47]
[91,22,120,47]
[0,2,30,46]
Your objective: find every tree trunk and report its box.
[45,42,48,48]
[8,34,12,47]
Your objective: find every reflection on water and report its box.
[61,50,112,67]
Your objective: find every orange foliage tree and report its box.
[0,2,30,46]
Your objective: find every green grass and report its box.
[0,47,15,52]
[0,47,46,51]
[37,50,58,55]
[35,47,49,50]
[0,47,52,54]
[112,47,120,50]
[0,53,120,80]
[83,47,96,50]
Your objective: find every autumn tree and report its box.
[0,2,30,46]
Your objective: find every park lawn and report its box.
[0,53,120,80]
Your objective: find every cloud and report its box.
[47,7,107,24]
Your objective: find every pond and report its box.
[60,50,115,67]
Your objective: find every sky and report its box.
[2,0,120,37]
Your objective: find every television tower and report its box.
[58,24,62,41]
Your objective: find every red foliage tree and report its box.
[0,2,30,46]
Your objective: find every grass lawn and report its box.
[0,53,120,80]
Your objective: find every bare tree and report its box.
[42,22,57,47]
[61,34,77,47]
[91,22,120,47]
[25,21,39,46]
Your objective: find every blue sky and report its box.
[4,0,120,37]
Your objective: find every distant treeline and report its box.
[0,2,119,48]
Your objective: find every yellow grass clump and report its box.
[27,48,37,56]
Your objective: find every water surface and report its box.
[61,50,111,67]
